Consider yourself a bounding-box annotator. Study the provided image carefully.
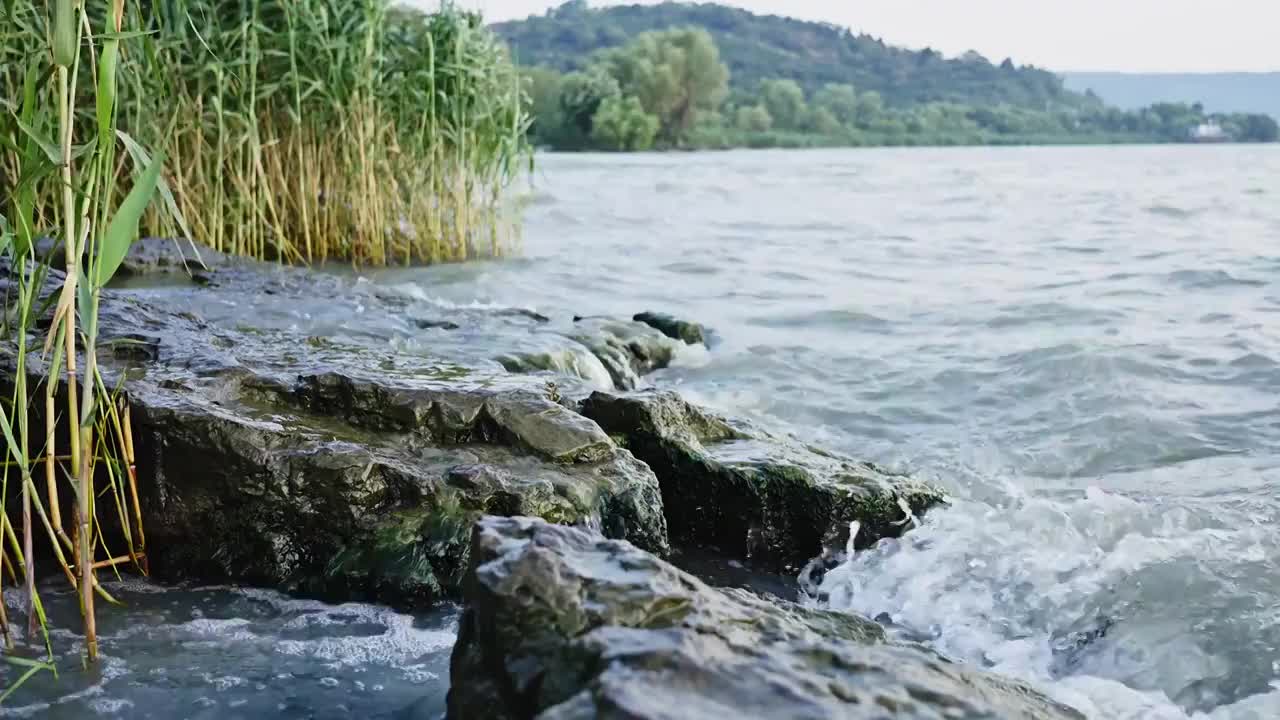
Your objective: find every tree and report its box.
[558,66,621,145]
[492,2,1091,110]
[813,83,858,125]
[809,106,841,135]
[1236,113,1279,142]
[735,104,773,132]
[523,66,566,145]
[597,27,729,145]
[760,78,806,130]
[591,95,661,150]
[856,90,884,126]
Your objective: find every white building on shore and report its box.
[1190,121,1228,142]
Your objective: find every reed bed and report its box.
[3,0,534,265]
[0,0,532,699]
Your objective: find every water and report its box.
[370,146,1280,718]
[8,145,1280,717]
[0,581,456,718]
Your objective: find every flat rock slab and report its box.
[55,273,671,609]
[447,516,1084,720]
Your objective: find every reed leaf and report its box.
[96,150,162,287]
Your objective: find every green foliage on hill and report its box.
[495,0,1087,111]
[503,2,1280,151]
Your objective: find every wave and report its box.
[1166,269,1266,290]
[747,308,892,330]
[811,481,1280,720]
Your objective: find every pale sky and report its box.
[409,0,1280,73]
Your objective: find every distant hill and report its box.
[1062,72,1280,119]
[494,1,1093,111]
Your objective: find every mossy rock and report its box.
[581,390,945,572]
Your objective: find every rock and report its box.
[127,360,669,607]
[634,311,707,346]
[117,237,230,276]
[495,347,615,391]
[0,268,672,610]
[495,307,550,323]
[101,333,162,362]
[37,236,228,278]
[446,516,1084,720]
[567,319,681,390]
[415,318,461,331]
[581,390,945,572]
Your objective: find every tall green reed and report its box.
[1,0,533,266]
[0,0,160,694]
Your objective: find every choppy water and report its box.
[0,581,455,718]
[382,146,1280,719]
[7,145,1280,718]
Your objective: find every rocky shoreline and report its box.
[2,243,1080,718]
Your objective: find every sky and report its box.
[409,0,1280,73]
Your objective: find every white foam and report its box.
[272,611,455,668]
[812,484,1280,720]
[87,698,135,715]
[202,673,246,691]
[386,283,537,314]
[668,341,712,369]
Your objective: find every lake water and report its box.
[6,145,1280,718]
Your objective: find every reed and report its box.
[0,0,188,696]
[3,0,533,266]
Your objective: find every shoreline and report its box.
[1,242,1081,718]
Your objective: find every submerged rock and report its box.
[634,311,707,346]
[581,390,945,572]
[446,516,1084,720]
[415,318,461,331]
[497,318,685,391]
[494,307,551,323]
[495,347,616,391]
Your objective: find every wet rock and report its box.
[634,311,707,346]
[415,318,461,331]
[581,390,945,572]
[495,348,614,391]
[101,333,162,362]
[568,319,681,390]
[498,319,682,392]
[34,276,673,610]
[1050,613,1117,678]
[127,367,669,607]
[446,516,1084,720]
[37,236,228,278]
[495,307,550,323]
[117,237,229,276]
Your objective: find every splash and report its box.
[810,483,1280,719]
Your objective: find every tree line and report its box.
[522,28,1279,152]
